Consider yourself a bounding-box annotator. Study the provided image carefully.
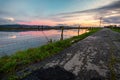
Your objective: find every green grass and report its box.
[0,28,101,79]
[110,27,120,80]
[109,55,116,80]
[110,27,120,33]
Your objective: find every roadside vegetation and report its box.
[110,27,120,33]
[0,28,101,80]
[109,27,120,80]
[111,27,120,80]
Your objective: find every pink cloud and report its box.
[18,20,57,26]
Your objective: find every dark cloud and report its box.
[103,16,120,24]
[94,0,120,16]
[58,0,120,15]
[99,0,120,10]
[53,0,120,24]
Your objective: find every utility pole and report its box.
[99,17,102,27]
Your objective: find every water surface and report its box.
[0,29,88,57]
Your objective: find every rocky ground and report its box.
[17,28,120,80]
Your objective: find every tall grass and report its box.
[0,28,101,79]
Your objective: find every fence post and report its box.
[60,26,64,40]
[38,26,40,30]
[42,26,43,30]
[78,26,80,36]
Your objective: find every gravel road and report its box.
[18,28,120,80]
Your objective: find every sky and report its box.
[0,0,120,26]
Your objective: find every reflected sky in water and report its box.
[0,29,88,57]
[9,35,17,39]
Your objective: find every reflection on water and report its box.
[0,29,88,57]
[9,35,17,39]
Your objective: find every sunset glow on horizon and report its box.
[0,0,120,26]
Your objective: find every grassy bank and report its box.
[109,27,120,80]
[0,28,101,79]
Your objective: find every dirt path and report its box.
[18,28,120,80]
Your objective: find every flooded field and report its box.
[0,29,88,57]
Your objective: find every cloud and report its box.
[0,0,119,26]
[99,0,120,10]
[0,18,16,25]
[103,16,120,24]
[51,0,120,25]
[57,0,120,15]
[18,20,56,26]
[4,17,15,22]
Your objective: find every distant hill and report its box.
[0,24,78,30]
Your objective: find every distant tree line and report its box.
[104,25,120,28]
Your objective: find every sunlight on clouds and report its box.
[56,18,100,27]
[18,20,56,26]
[104,14,120,18]
[51,0,120,26]
[1,0,119,26]
[9,35,16,39]
[52,12,100,27]
[5,17,15,22]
